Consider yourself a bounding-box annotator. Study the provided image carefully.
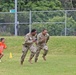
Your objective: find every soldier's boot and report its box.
[28,52,35,64]
[21,58,24,65]
[42,50,48,61]
[20,50,28,65]
[35,50,40,63]
[21,60,24,65]
[42,56,46,61]
[28,59,32,64]
[20,53,26,65]
[35,58,38,63]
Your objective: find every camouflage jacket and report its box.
[37,32,50,46]
[23,33,37,47]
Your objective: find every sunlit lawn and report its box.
[0,36,76,75]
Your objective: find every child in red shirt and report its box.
[0,38,7,62]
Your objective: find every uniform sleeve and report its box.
[46,33,50,43]
[37,34,44,44]
[34,34,37,45]
[35,34,37,41]
[25,35,33,44]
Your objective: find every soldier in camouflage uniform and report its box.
[21,29,37,65]
[35,29,50,62]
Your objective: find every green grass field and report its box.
[0,36,76,75]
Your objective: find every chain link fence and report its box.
[0,10,76,36]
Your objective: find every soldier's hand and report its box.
[33,39,37,42]
[42,37,46,42]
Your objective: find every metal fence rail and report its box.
[0,10,76,36]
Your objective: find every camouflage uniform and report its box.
[21,33,37,64]
[35,32,49,62]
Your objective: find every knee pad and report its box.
[43,46,48,51]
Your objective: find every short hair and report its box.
[0,38,4,42]
[42,28,47,31]
[31,29,36,33]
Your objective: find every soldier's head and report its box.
[42,29,48,35]
[31,29,37,36]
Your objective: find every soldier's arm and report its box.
[25,35,33,44]
[46,34,50,43]
[34,34,37,45]
[37,34,45,44]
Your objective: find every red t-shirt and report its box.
[0,42,7,54]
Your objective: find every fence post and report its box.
[29,10,32,32]
[15,0,18,36]
[65,10,67,36]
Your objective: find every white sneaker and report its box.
[0,60,1,62]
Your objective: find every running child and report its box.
[0,38,7,62]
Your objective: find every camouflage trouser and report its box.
[35,45,48,62]
[21,45,37,63]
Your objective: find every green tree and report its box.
[60,0,74,10]
[0,0,62,12]
[32,16,76,36]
